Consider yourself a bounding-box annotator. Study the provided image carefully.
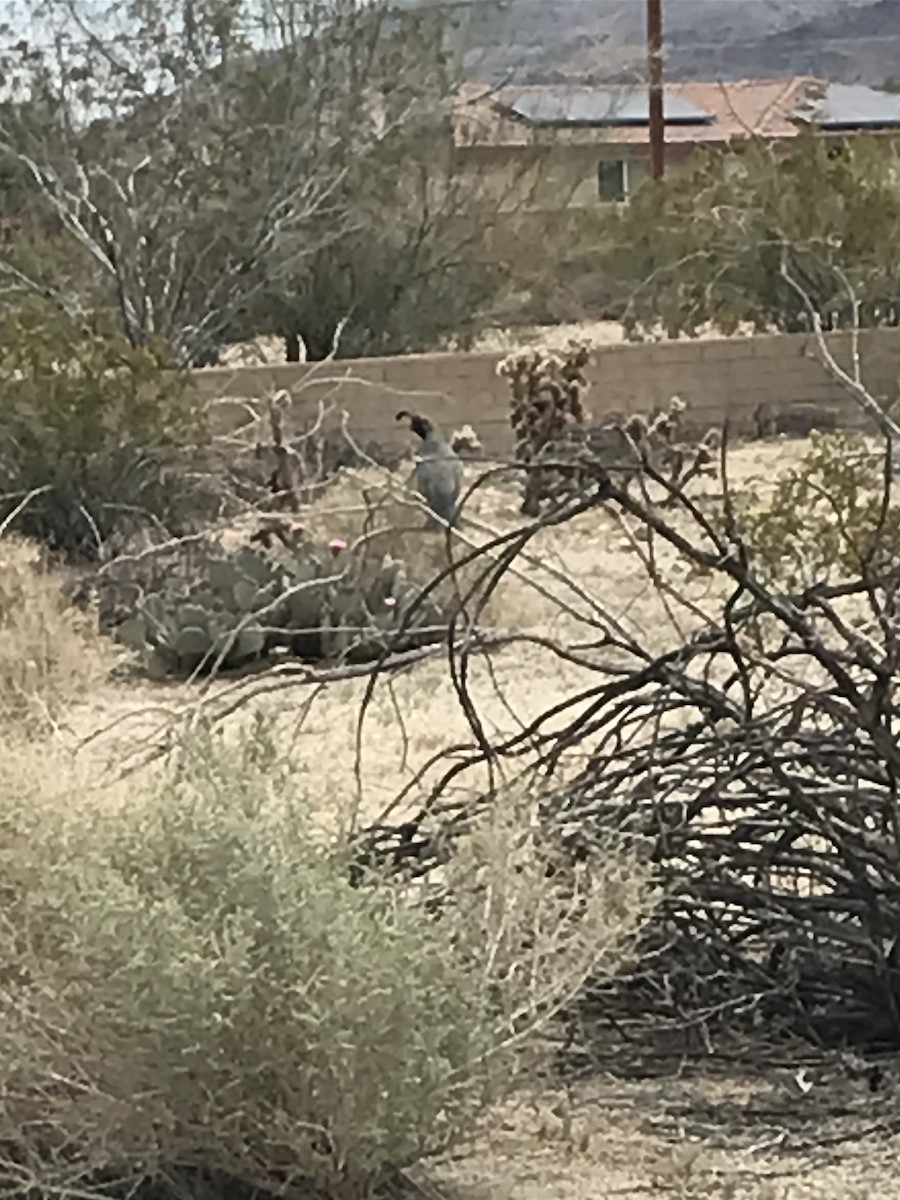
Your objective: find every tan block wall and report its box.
[193,329,900,460]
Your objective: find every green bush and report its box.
[603,131,900,339]
[0,721,652,1200]
[735,431,900,590]
[0,301,213,561]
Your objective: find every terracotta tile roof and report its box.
[453,78,817,149]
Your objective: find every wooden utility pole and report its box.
[647,0,665,179]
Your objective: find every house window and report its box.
[598,158,648,202]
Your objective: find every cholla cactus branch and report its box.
[499,347,719,515]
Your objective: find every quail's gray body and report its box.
[396,410,464,527]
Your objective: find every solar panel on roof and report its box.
[504,89,715,127]
[795,83,900,129]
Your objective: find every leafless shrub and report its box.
[252,395,401,510]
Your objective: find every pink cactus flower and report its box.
[384,596,397,608]
[329,537,347,553]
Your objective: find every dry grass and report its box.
[0,534,116,730]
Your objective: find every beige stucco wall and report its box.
[193,328,900,459]
[455,141,697,210]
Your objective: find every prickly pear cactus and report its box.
[116,529,468,677]
[318,547,446,663]
[115,544,287,677]
[273,540,333,660]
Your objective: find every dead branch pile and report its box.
[554,603,900,1054]
[355,439,900,1057]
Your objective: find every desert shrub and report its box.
[0,533,114,726]
[249,396,403,512]
[605,131,900,339]
[287,427,403,496]
[0,300,215,562]
[0,721,652,1200]
[736,431,900,589]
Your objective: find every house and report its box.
[452,78,900,209]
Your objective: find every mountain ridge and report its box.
[428,0,900,87]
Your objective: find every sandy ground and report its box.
[211,321,634,366]
[419,1067,900,1200]
[471,318,762,355]
[61,437,813,819]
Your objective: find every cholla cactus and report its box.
[255,393,301,511]
[499,342,591,463]
[498,342,592,516]
[636,396,721,501]
[498,343,719,517]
